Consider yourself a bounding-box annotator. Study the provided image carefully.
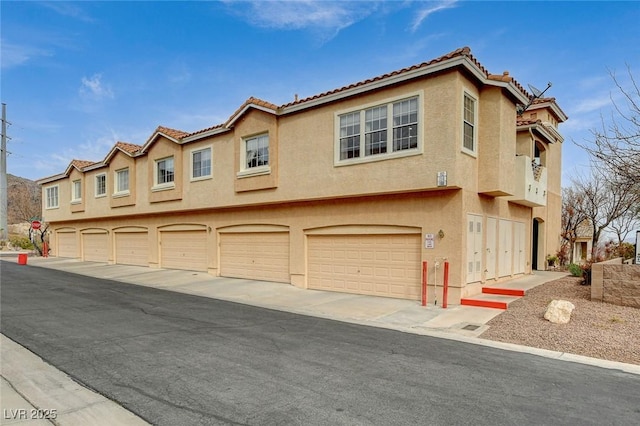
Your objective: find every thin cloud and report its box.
[38,1,94,23]
[223,0,379,41]
[571,93,613,115]
[411,0,458,32]
[1,40,53,69]
[79,74,114,100]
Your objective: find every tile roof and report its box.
[516,118,542,126]
[185,123,226,138]
[70,159,95,169]
[156,125,189,140]
[279,46,529,108]
[223,97,279,127]
[115,141,143,154]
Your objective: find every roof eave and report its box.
[517,122,563,144]
[36,173,67,185]
[281,56,529,114]
[225,104,278,128]
[182,127,232,143]
[139,131,183,154]
[527,101,569,122]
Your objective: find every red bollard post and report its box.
[442,261,449,308]
[43,241,49,258]
[421,261,427,306]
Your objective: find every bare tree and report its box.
[572,168,640,259]
[578,66,640,190]
[608,204,640,244]
[560,186,587,264]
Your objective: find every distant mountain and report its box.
[7,174,41,224]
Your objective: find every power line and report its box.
[1,103,11,240]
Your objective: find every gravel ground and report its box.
[480,275,640,365]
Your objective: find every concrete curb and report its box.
[0,335,149,426]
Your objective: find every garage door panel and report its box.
[308,234,421,300]
[83,233,108,262]
[115,232,149,267]
[161,230,208,272]
[220,232,290,283]
[57,233,77,258]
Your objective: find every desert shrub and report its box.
[9,236,34,250]
[568,263,582,277]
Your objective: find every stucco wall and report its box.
[591,258,640,308]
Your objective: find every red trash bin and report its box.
[17,254,27,265]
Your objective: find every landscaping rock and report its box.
[544,300,575,324]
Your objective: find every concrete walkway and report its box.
[2,256,639,425]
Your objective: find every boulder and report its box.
[544,300,576,324]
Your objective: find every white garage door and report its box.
[220,232,290,283]
[82,232,108,262]
[308,234,421,300]
[160,230,208,272]
[115,232,149,267]
[57,232,77,258]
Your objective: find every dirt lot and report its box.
[480,276,640,365]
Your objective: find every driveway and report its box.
[2,262,639,425]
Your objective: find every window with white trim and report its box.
[155,157,175,187]
[463,93,477,154]
[114,168,129,195]
[45,185,59,209]
[71,180,82,203]
[191,147,212,180]
[244,134,269,170]
[338,95,419,162]
[95,174,106,197]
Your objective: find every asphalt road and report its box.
[1,262,639,425]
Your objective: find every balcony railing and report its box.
[508,155,547,207]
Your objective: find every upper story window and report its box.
[191,147,212,180]
[462,93,477,154]
[45,185,59,209]
[114,168,129,195]
[95,174,106,197]
[155,157,175,187]
[71,180,82,203]
[337,94,421,164]
[245,134,269,169]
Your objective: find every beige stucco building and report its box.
[37,47,567,304]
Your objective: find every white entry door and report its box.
[499,219,513,277]
[466,214,483,283]
[514,222,526,274]
[486,217,497,280]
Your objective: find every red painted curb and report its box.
[482,287,525,297]
[460,298,508,309]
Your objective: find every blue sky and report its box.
[2,1,639,183]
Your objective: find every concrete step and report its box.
[460,293,522,310]
[482,287,525,297]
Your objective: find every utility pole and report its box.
[0,103,9,241]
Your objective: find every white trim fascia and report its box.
[103,145,137,163]
[527,101,568,122]
[282,57,469,114]
[63,163,86,176]
[37,174,66,185]
[182,127,231,143]
[518,123,557,145]
[282,56,528,114]
[139,131,182,154]
[545,124,564,143]
[225,104,277,128]
[84,162,107,172]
